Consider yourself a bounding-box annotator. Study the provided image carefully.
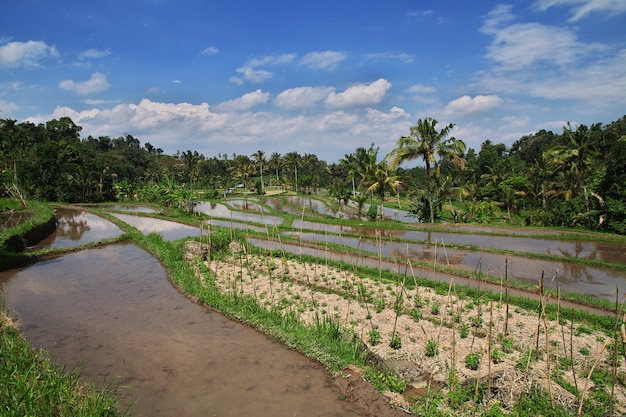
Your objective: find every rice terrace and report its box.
[2,114,626,416]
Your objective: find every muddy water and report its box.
[0,244,367,417]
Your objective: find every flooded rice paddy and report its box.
[0,244,363,416]
[3,197,626,415]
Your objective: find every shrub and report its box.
[465,352,482,370]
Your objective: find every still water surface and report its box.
[0,243,369,417]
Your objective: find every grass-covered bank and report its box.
[0,306,131,417]
[1,202,132,417]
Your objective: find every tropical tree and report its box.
[231,155,255,188]
[0,118,21,185]
[544,122,601,227]
[268,152,282,187]
[182,150,202,191]
[252,150,266,192]
[283,151,301,193]
[387,117,466,223]
[359,145,402,219]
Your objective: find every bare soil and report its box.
[186,242,626,416]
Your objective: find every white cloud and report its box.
[365,52,415,64]
[214,89,270,112]
[59,72,111,95]
[299,51,346,69]
[200,46,219,55]
[527,48,626,105]
[325,78,392,108]
[232,53,296,84]
[406,10,434,18]
[501,115,530,129]
[78,48,110,60]
[442,95,503,116]
[26,97,415,163]
[534,0,626,21]
[0,98,20,116]
[273,86,334,109]
[406,84,436,94]
[482,17,604,70]
[0,40,59,68]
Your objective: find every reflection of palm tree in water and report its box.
[548,241,596,282]
[58,212,91,240]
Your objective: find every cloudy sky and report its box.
[1,0,625,163]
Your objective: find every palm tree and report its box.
[545,122,600,198]
[182,150,202,192]
[387,117,466,223]
[268,152,282,187]
[360,158,402,219]
[544,122,601,228]
[283,151,301,193]
[341,143,380,197]
[251,150,266,192]
[0,118,21,185]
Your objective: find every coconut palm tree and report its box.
[544,122,601,228]
[387,117,466,223]
[360,158,402,220]
[251,150,266,192]
[283,151,301,193]
[268,152,282,187]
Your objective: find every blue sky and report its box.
[1,0,625,164]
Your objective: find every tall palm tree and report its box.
[251,150,266,192]
[360,157,402,219]
[268,152,282,187]
[0,118,21,185]
[545,122,600,199]
[283,151,301,193]
[339,152,359,196]
[182,150,202,193]
[387,117,466,223]
[545,122,601,228]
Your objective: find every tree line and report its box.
[1,114,625,234]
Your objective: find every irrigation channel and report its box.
[2,198,626,415]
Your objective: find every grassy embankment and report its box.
[0,200,131,417]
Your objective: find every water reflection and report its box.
[109,212,201,241]
[31,209,122,249]
[291,220,626,265]
[105,205,157,213]
[225,198,268,212]
[0,244,364,417]
[284,232,626,300]
[0,210,35,231]
[194,201,284,226]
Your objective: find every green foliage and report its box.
[516,385,571,417]
[464,352,482,370]
[425,338,438,357]
[364,368,406,394]
[389,334,402,349]
[0,312,129,417]
[366,203,379,220]
[368,328,381,345]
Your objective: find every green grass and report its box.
[0,309,130,417]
